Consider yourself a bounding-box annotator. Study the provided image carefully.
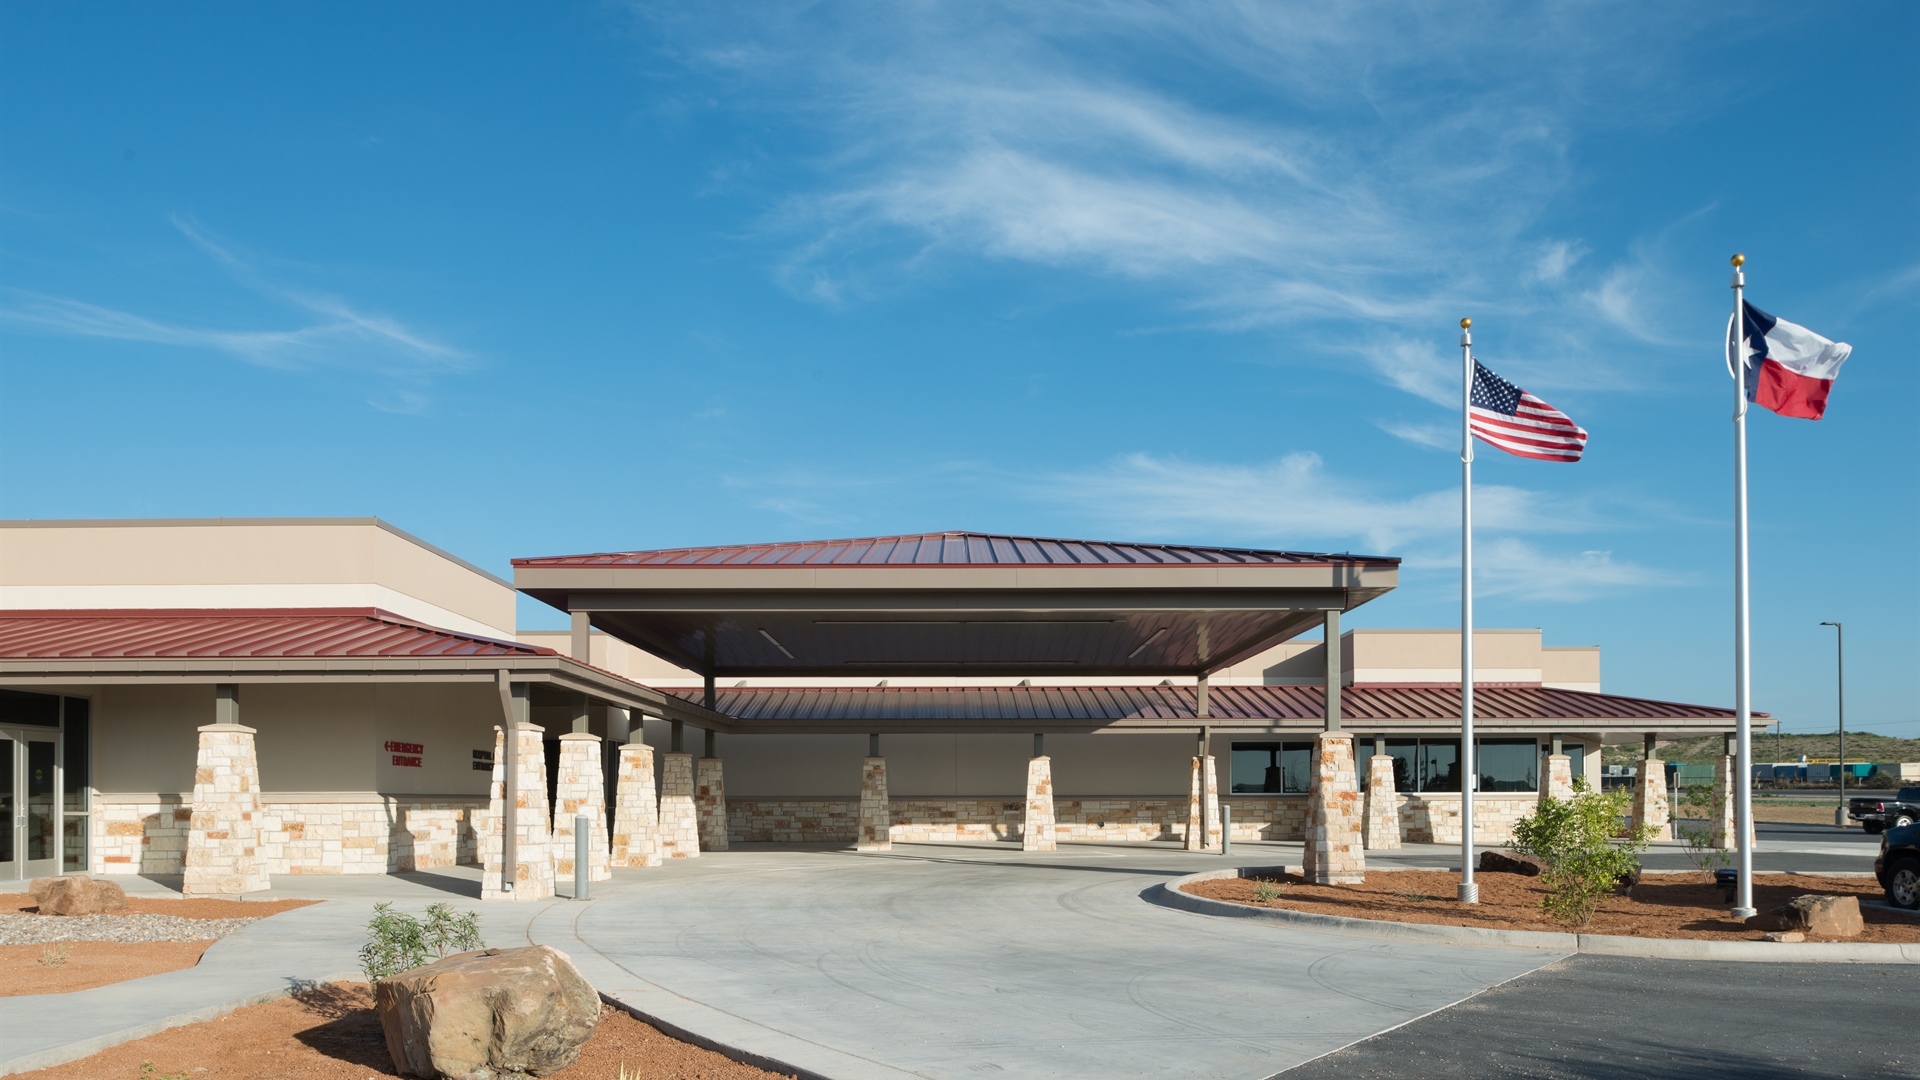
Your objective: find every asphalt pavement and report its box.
[1279,954,1913,1079]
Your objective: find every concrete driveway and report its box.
[512,842,1567,1080]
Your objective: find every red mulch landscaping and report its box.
[1182,871,1919,942]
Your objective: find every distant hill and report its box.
[1602,731,1920,767]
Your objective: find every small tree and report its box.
[1674,782,1732,880]
[1511,776,1657,927]
[359,902,486,983]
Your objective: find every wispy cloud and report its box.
[1376,420,1454,452]
[1437,538,1690,603]
[646,3,1767,400]
[2,217,466,402]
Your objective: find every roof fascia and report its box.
[517,563,1396,595]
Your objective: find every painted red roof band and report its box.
[513,531,1400,569]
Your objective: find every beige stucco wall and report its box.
[87,681,494,796]
[0,519,516,638]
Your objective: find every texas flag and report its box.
[1732,301,1851,420]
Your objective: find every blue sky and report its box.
[3,3,1914,736]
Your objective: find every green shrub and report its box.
[359,901,486,983]
[1511,776,1657,927]
[1675,783,1732,880]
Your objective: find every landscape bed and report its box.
[0,895,318,995]
[1181,871,1918,942]
[13,981,792,1080]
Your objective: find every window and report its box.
[1477,738,1539,792]
[1230,742,1314,793]
[1418,739,1461,791]
[62,697,90,872]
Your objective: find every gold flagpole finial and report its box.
[1460,317,1472,329]
[1731,253,1745,268]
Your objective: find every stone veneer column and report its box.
[1633,755,1672,841]
[1185,756,1220,851]
[552,734,611,883]
[481,724,555,901]
[858,757,891,852]
[182,723,270,896]
[656,753,700,858]
[610,741,662,867]
[1362,753,1401,850]
[1302,733,1364,884]
[1709,752,1756,851]
[695,756,729,852]
[1542,754,1574,802]
[1023,756,1057,852]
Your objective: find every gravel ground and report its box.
[0,913,260,945]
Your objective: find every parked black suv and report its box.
[1875,821,1920,910]
[1850,786,1920,834]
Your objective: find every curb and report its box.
[1152,867,1920,964]
[0,969,364,1076]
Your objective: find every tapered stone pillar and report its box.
[552,734,611,883]
[1023,756,1056,852]
[1710,752,1757,851]
[657,753,700,858]
[611,741,662,868]
[1302,733,1364,884]
[1542,754,1574,802]
[696,756,729,852]
[482,724,555,900]
[1362,753,1401,850]
[858,757,891,852]
[183,721,269,896]
[1633,755,1672,841]
[1185,756,1220,851]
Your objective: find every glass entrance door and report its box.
[0,728,61,881]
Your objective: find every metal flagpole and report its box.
[1459,316,1478,904]
[1730,254,1756,920]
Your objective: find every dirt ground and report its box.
[1744,803,1868,825]
[3,894,319,918]
[15,982,790,1080]
[1183,871,1920,942]
[1,940,217,997]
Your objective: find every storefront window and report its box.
[63,698,90,872]
[1418,739,1461,792]
[1476,738,1539,792]
[1229,742,1314,793]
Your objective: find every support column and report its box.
[1186,728,1219,852]
[657,751,700,858]
[552,733,611,883]
[183,686,269,896]
[859,735,891,852]
[1363,736,1401,850]
[1542,733,1574,802]
[696,728,728,852]
[1023,734,1056,852]
[1711,734,1754,851]
[1633,734,1672,841]
[481,723,555,900]
[1303,731,1364,884]
[610,740,661,868]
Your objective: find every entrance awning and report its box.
[515,532,1399,679]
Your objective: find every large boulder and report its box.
[1766,894,1863,938]
[1478,849,1546,876]
[30,875,128,916]
[375,945,600,1079]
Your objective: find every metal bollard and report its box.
[575,814,590,901]
[1221,805,1231,856]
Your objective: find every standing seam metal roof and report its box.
[0,609,552,659]
[667,684,1756,722]
[512,531,1399,569]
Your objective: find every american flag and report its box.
[1469,360,1588,462]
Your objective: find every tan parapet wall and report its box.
[93,792,485,875]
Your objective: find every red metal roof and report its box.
[513,532,1399,569]
[0,609,551,660]
[667,683,1760,723]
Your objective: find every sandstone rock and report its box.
[1478,849,1546,876]
[30,875,129,916]
[1767,894,1863,938]
[376,945,599,1079]
[1762,931,1806,943]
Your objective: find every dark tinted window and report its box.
[0,689,60,726]
[63,698,90,811]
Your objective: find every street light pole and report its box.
[1821,621,1845,827]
